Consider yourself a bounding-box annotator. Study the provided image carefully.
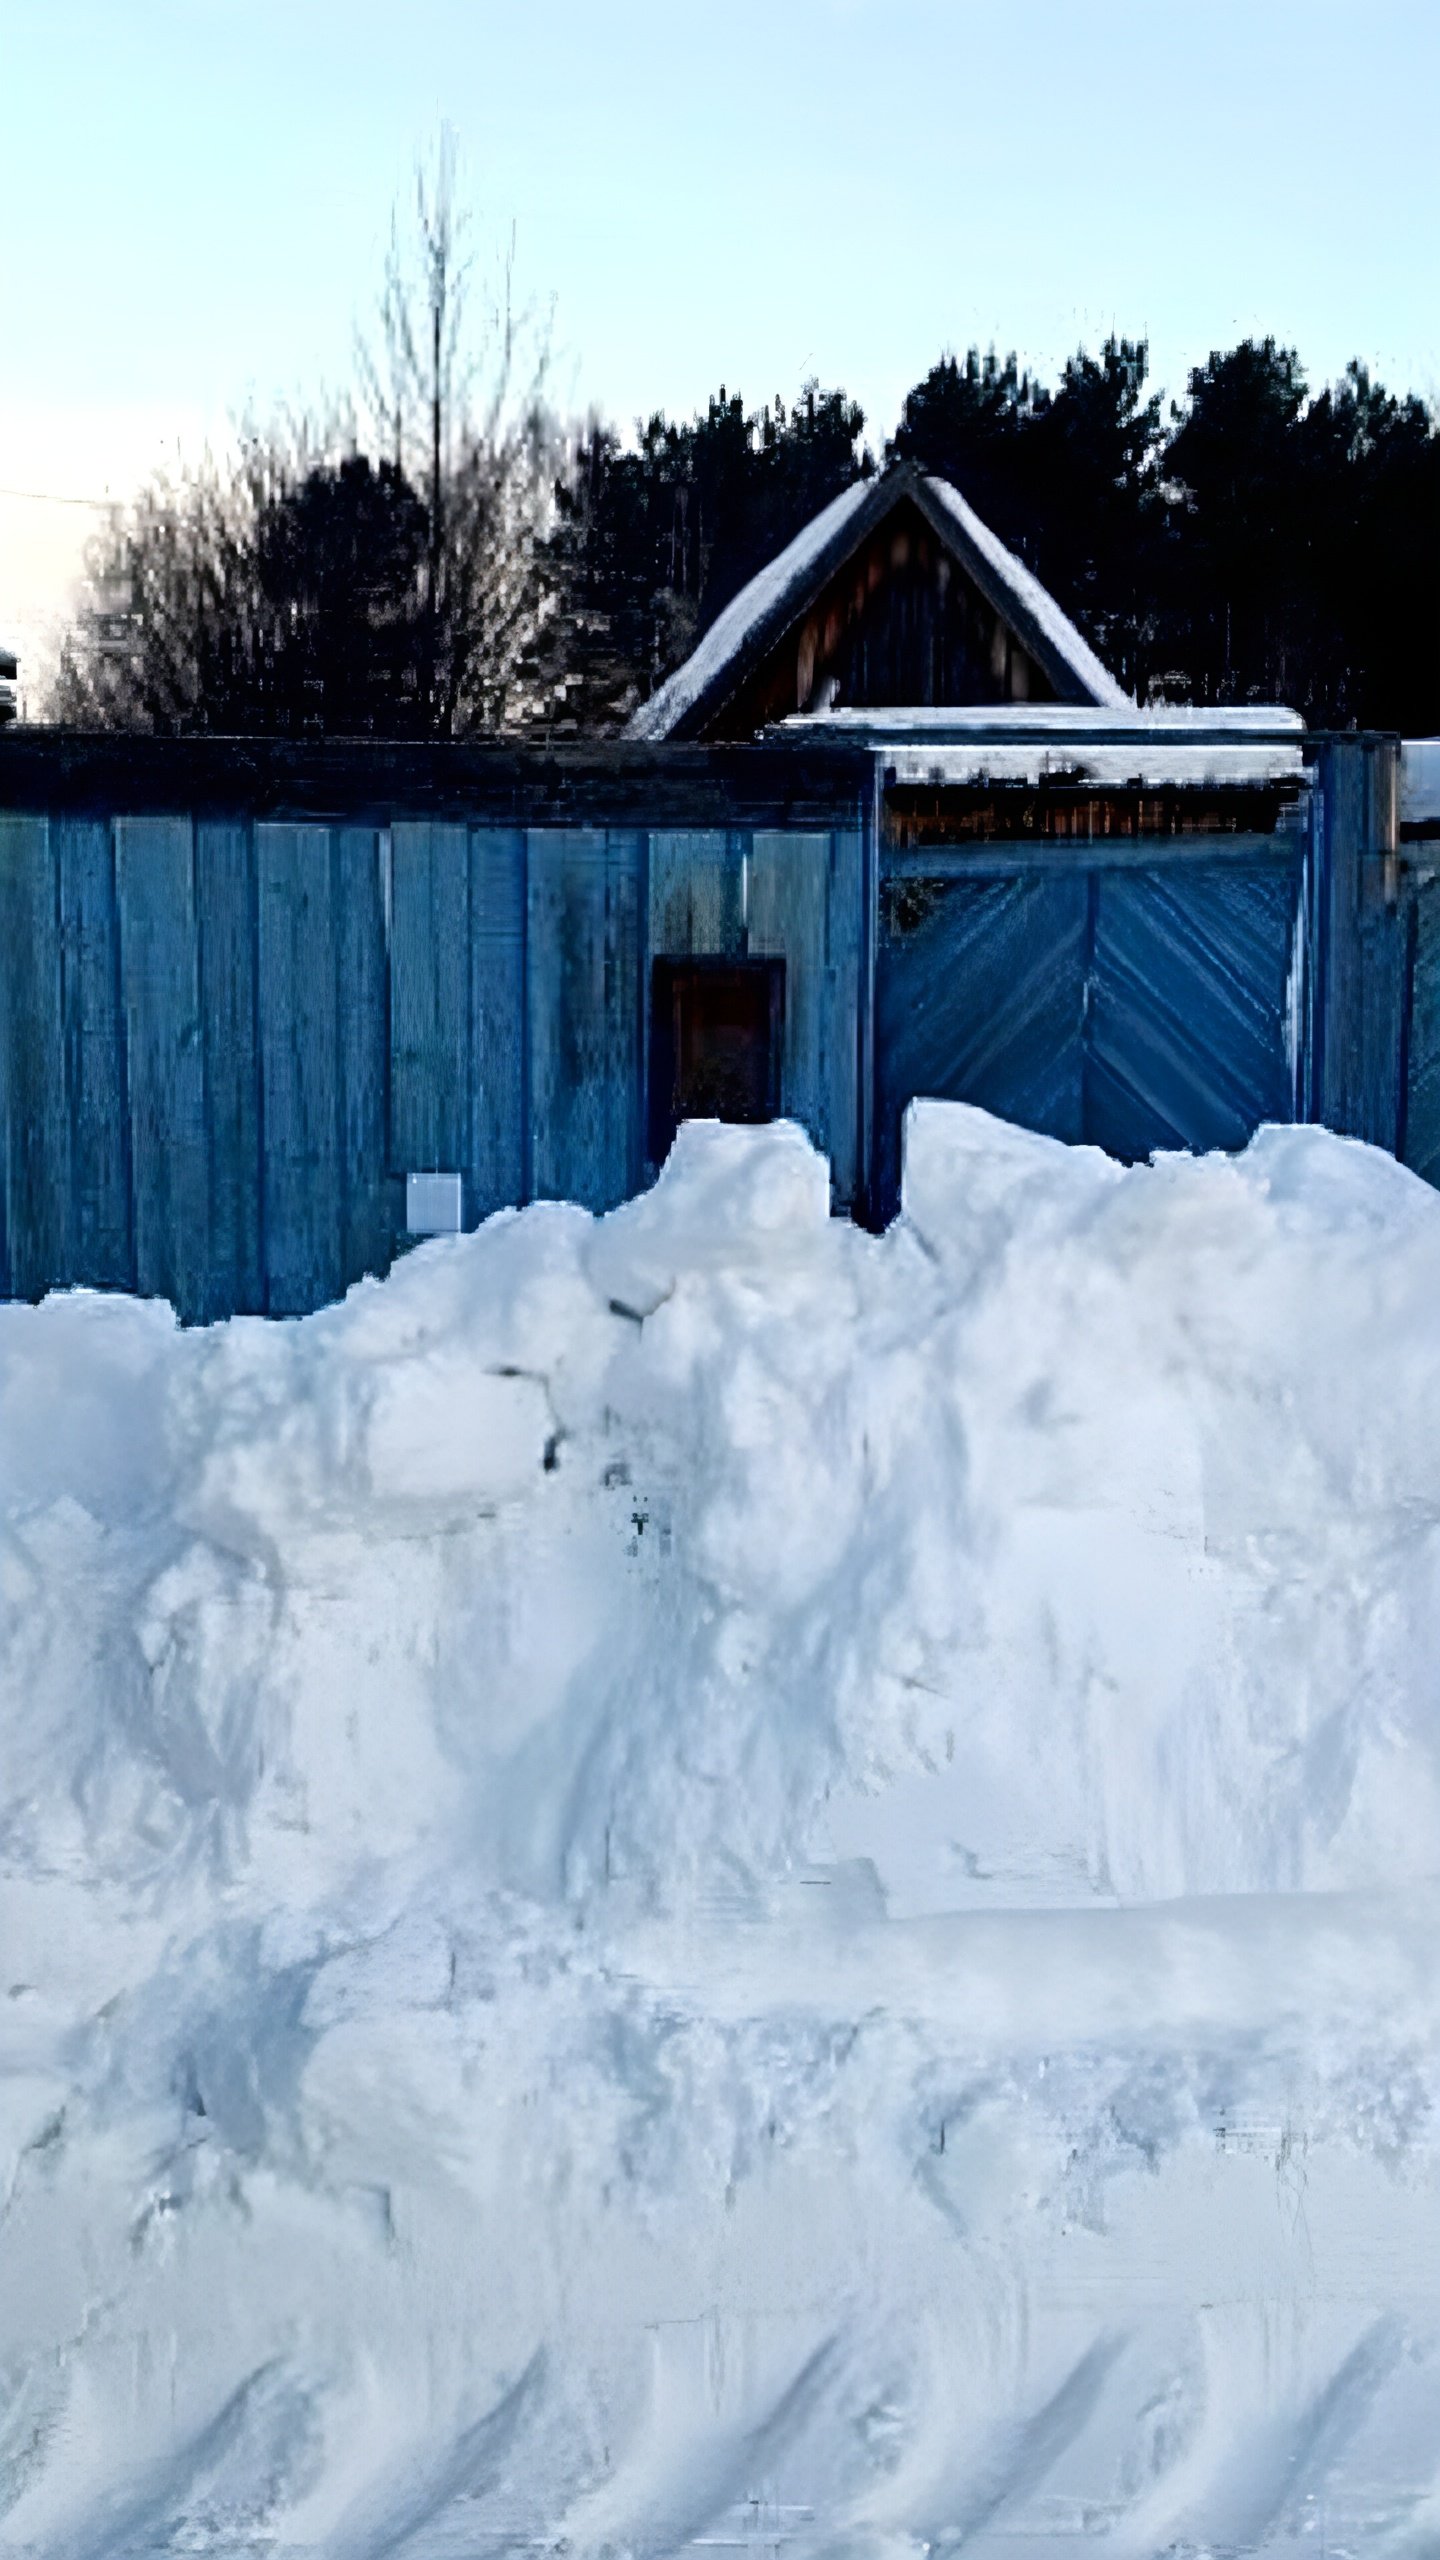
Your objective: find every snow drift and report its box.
[2,1104,1439,2554]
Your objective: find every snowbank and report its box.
[2,1106,1439,2552]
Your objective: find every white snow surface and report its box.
[772,704,1304,790]
[3,1106,1440,2554]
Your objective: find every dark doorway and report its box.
[648,957,786,1163]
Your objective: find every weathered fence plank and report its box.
[647,829,743,959]
[822,828,863,1204]
[469,827,527,1219]
[390,820,469,1187]
[256,823,340,1317]
[0,813,70,1298]
[334,825,391,1284]
[56,816,132,1292]
[1314,739,1408,1148]
[748,829,829,1155]
[114,815,209,1318]
[644,829,742,1181]
[528,828,642,1210]
[195,819,262,1317]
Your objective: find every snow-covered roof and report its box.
[916,477,1128,712]
[626,461,1130,742]
[627,480,878,743]
[771,703,1305,791]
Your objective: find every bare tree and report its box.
[56,132,561,738]
[52,412,374,734]
[355,127,562,734]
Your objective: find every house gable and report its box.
[628,461,1128,743]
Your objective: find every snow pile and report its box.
[3,1106,1440,2553]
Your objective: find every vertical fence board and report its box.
[469,827,527,1218]
[195,819,262,1317]
[56,816,132,1291]
[115,815,208,1318]
[528,828,642,1210]
[747,830,830,1157]
[822,827,863,1205]
[0,813,70,1298]
[1315,739,1408,1148]
[256,823,340,1316]
[645,828,742,1187]
[334,824,392,1284]
[647,829,742,958]
[389,821,469,1185]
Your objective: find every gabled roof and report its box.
[627,459,1130,742]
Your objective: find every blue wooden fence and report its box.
[0,742,869,1317]
[0,731,1431,1321]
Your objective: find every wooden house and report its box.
[0,644,16,729]
[628,460,1128,743]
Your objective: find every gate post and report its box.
[854,752,883,1227]
[1312,736,1409,1151]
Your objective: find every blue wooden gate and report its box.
[874,844,1306,1216]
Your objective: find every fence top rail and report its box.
[0,730,875,829]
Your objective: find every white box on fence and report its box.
[405,1172,463,1236]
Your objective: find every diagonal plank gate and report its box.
[872,738,1424,1217]
[873,843,1306,1206]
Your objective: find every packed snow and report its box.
[772,704,1305,791]
[3,1105,1440,2554]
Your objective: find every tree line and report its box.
[51,152,1440,739]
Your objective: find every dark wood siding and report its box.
[713,499,1055,740]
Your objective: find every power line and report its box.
[0,484,117,509]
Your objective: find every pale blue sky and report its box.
[2,0,1437,695]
